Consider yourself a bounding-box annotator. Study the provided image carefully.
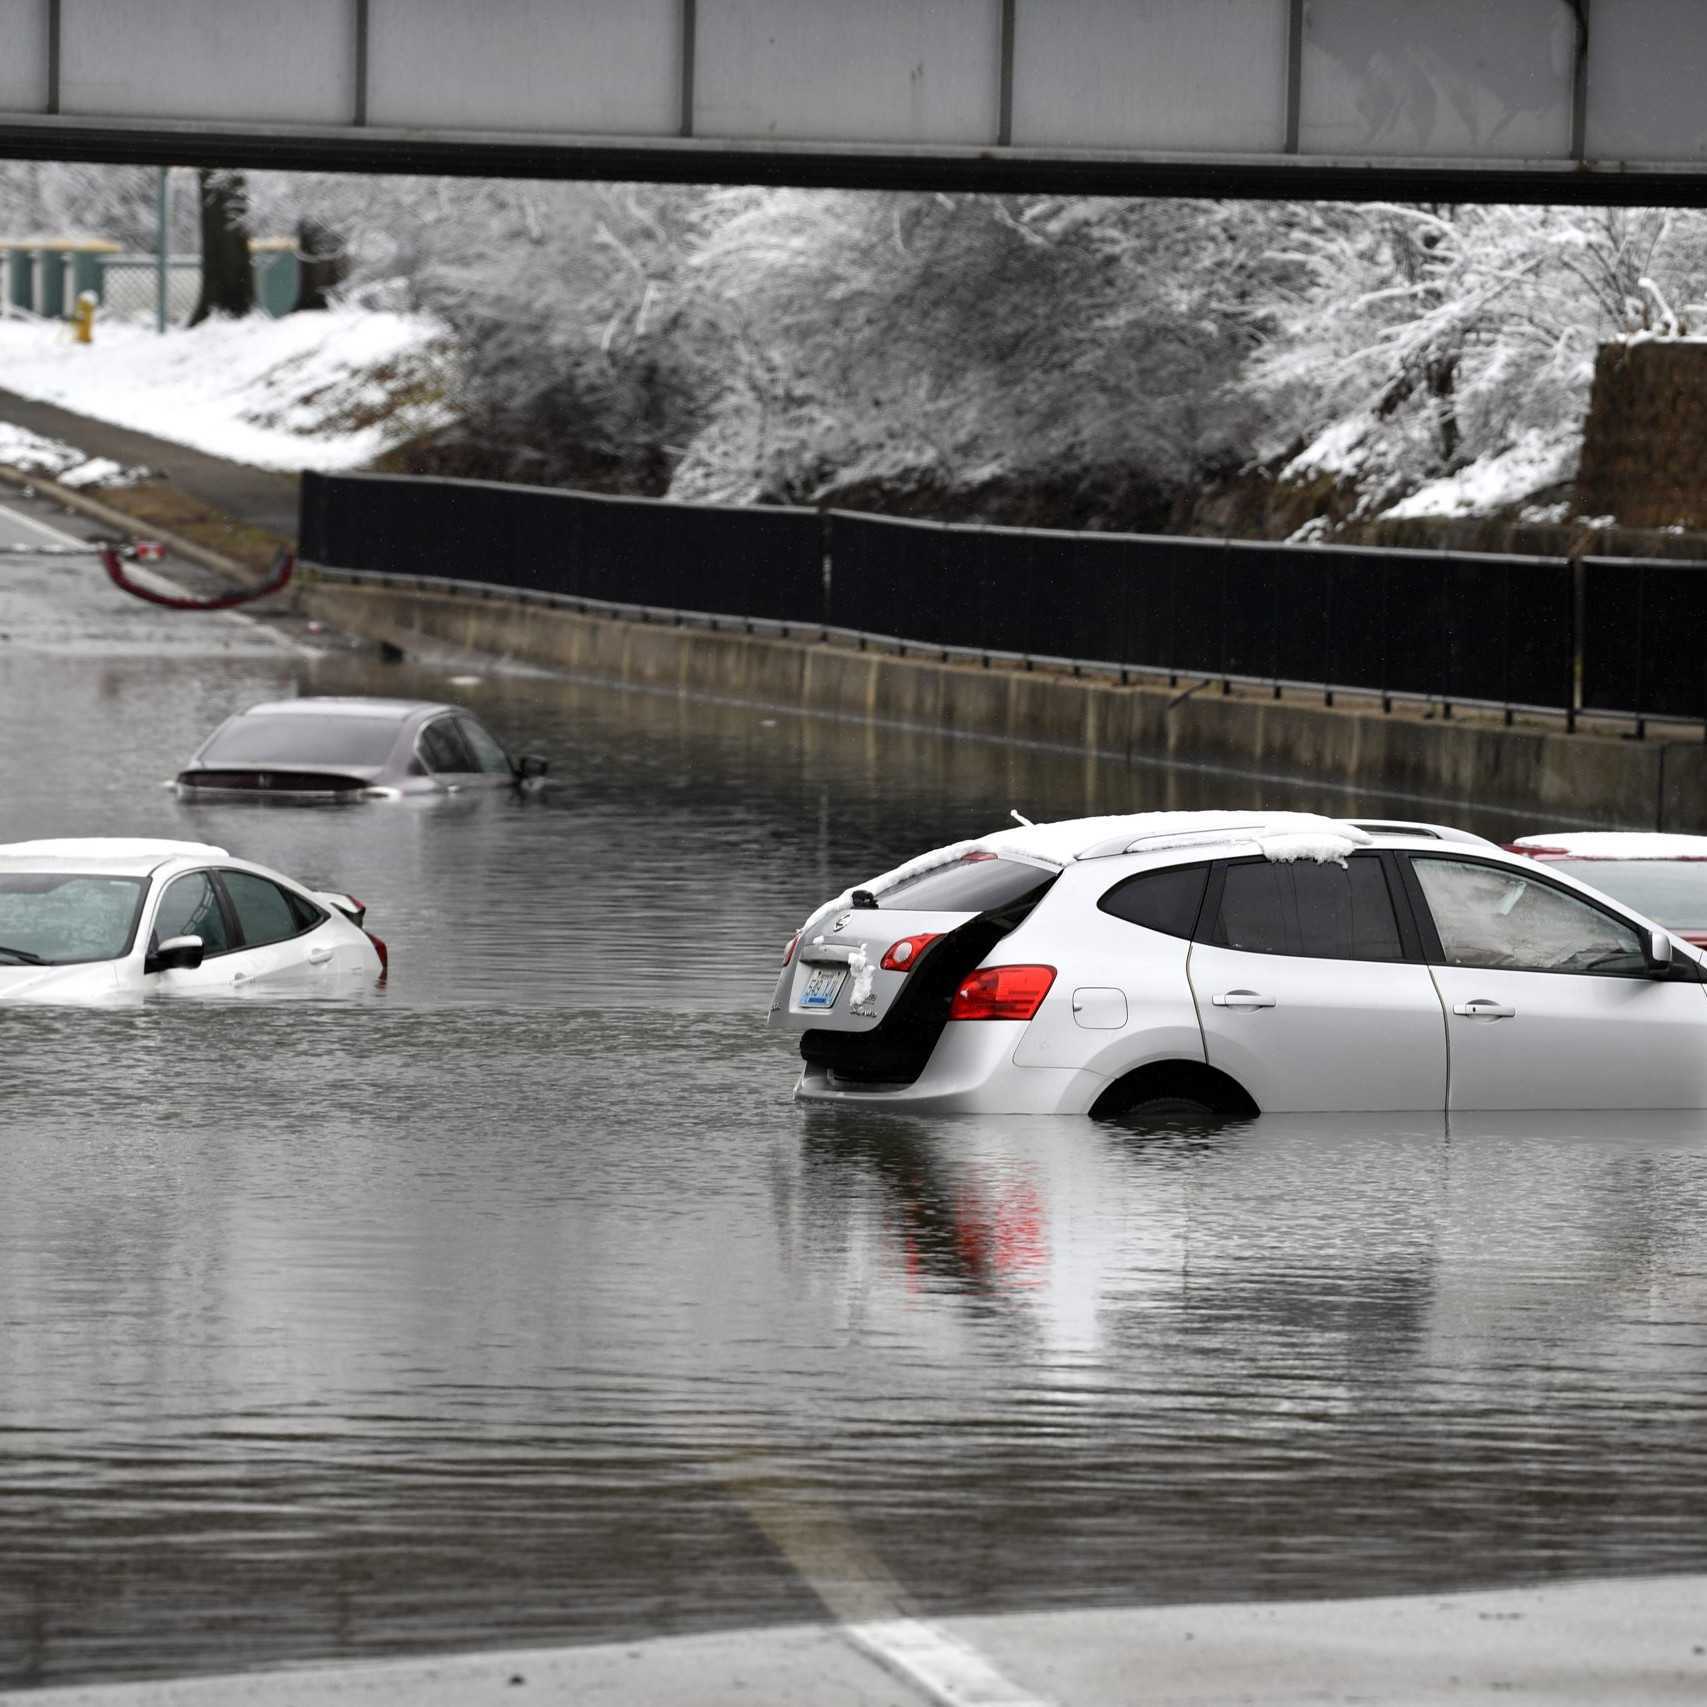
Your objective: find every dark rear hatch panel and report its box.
[799,879,1054,1086]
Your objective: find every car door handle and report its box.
[1212,990,1275,1009]
[1453,999,1515,1019]
[308,946,334,965]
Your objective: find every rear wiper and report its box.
[0,944,46,965]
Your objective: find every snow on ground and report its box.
[0,310,449,472]
[0,420,148,487]
[0,418,92,477]
[1280,418,1372,484]
[1281,418,1580,526]
[1383,427,1579,520]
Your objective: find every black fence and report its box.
[299,471,824,626]
[1582,556,1707,728]
[300,471,1696,730]
[827,514,1574,713]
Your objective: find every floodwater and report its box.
[5,521,1707,1688]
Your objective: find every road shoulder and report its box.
[11,1575,1706,1707]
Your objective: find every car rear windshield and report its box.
[1550,859,1707,930]
[198,715,402,768]
[0,873,146,964]
[879,853,1053,912]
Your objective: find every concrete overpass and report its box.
[0,1,1704,202]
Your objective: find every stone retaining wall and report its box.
[1576,340,1707,531]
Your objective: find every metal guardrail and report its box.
[301,472,1707,738]
[306,563,1616,733]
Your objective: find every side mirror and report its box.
[515,753,549,780]
[1645,927,1674,975]
[146,934,204,974]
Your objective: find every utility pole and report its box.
[155,166,169,334]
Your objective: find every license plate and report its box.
[798,966,847,1010]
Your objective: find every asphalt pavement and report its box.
[10,1575,1707,1706]
[0,384,299,538]
[0,485,307,658]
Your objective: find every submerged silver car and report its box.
[175,697,548,802]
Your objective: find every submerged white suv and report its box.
[769,812,1707,1116]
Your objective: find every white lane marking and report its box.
[0,495,314,656]
[845,1618,1050,1707]
[0,499,99,549]
[720,1463,1053,1707]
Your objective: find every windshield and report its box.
[879,853,1054,912]
[0,873,147,964]
[199,714,402,767]
[1551,859,1707,930]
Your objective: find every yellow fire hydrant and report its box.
[71,290,97,344]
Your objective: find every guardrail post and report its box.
[1322,558,1334,708]
[1219,540,1231,694]
[1633,566,1647,740]
[1380,554,1391,715]
[819,506,832,640]
[1567,554,1581,734]
[1270,549,1281,700]
[1439,546,1452,720]
[1502,561,1513,727]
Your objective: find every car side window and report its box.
[221,871,308,949]
[285,889,326,933]
[455,716,513,775]
[152,871,232,955]
[1411,857,1647,976]
[1099,865,1209,939]
[1209,855,1404,962]
[417,718,476,774]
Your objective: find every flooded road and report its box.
[5,515,1707,1688]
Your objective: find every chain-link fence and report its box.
[97,257,200,325]
[2,246,300,324]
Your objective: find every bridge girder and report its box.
[0,1,1704,205]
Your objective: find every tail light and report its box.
[782,931,801,967]
[364,930,389,977]
[880,932,941,971]
[948,965,1056,1022]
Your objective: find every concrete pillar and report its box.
[71,248,106,305]
[7,249,35,313]
[36,248,66,319]
[251,246,301,317]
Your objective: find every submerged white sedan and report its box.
[0,839,386,1005]
[770,811,1707,1117]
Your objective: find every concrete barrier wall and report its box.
[302,576,1707,832]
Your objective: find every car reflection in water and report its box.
[795,1108,1707,1410]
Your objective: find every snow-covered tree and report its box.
[1235,201,1707,512]
[0,160,181,250]
[245,172,726,492]
[680,190,1256,525]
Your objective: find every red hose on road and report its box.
[100,543,294,611]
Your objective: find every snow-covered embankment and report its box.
[0,310,448,472]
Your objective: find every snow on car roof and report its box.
[240,697,448,720]
[0,837,227,872]
[1514,832,1707,859]
[831,812,1375,908]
